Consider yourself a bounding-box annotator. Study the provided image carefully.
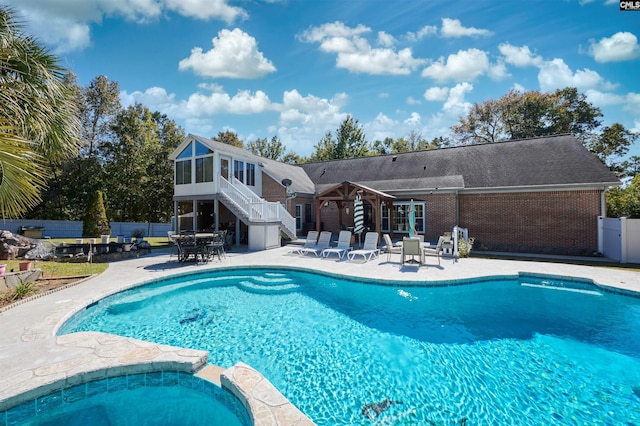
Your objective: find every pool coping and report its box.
[0,246,638,424]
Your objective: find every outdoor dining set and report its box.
[169,230,228,263]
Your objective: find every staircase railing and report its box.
[219,177,296,238]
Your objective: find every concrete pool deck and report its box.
[0,246,638,424]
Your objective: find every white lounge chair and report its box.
[289,231,319,255]
[322,230,352,259]
[300,231,332,256]
[347,232,380,262]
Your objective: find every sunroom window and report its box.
[195,142,213,183]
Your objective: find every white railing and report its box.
[219,176,296,237]
[452,225,468,257]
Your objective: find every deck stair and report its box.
[219,176,297,241]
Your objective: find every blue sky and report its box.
[4,0,640,157]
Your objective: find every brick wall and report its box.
[459,190,602,254]
[261,172,314,228]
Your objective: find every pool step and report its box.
[237,280,300,294]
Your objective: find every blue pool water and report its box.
[59,268,640,425]
[2,371,250,425]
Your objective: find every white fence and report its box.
[0,219,172,239]
[598,216,640,263]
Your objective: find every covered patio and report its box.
[314,181,395,238]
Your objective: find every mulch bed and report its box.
[0,276,89,310]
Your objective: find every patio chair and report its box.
[289,231,319,255]
[322,230,352,259]
[347,232,380,262]
[300,231,332,256]
[382,234,401,262]
[402,238,424,266]
[423,236,445,266]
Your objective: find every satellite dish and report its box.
[281,178,292,187]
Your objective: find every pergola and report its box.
[314,181,396,237]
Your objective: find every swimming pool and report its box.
[1,371,251,425]
[59,267,640,425]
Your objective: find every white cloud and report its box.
[588,32,640,63]
[422,48,501,83]
[424,86,449,101]
[440,18,492,38]
[443,82,473,114]
[498,43,543,67]
[299,21,424,75]
[406,96,422,105]
[164,0,247,23]
[179,28,276,79]
[404,112,422,126]
[377,31,396,47]
[5,0,246,53]
[538,58,618,92]
[406,25,437,42]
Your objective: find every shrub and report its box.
[83,190,111,237]
[458,237,475,258]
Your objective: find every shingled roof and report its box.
[299,134,619,194]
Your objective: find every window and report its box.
[295,204,303,231]
[194,141,213,156]
[305,204,312,223]
[177,143,192,159]
[176,159,191,185]
[234,160,244,182]
[381,201,425,233]
[195,157,213,183]
[246,163,255,186]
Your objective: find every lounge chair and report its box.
[300,231,332,256]
[322,230,352,259]
[289,231,319,255]
[423,236,445,265]
[382,234,401,262]
[347,232,380,262]
[402,237,424,266]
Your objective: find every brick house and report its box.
[171,134,618,254]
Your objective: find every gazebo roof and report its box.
[315,181,395,202]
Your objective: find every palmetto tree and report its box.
[0,6,79,218]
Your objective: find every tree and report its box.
[213,130,243,148]
[81,75,121,159]
[247,136,285,160]
[0,6,79,218]
[586,123,638,175]
[607,175,640,218]
[310,116,369,161]
[451,87,602,145]
[335,115,368,159]
[82,190,110,237]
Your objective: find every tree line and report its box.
[1,5,638,223]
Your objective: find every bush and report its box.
[83,190,111,237]
[131,228,145,238]
[458,237,475,258]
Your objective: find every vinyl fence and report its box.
[0,219,172,239]
[598,216,640,264]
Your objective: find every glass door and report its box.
[220,156,230,180]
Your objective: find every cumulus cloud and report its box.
[421,48,504,83]
[440,18,492,38]
[588,32,640,63]
[406,96,422,105]
[406,24,437,42]
[538,58,617,92]
[164,0,247,22]
[498,43,543,67]
[298,21,424,75]
[5,0,247,53]
[179,28,276,79]
[424,86,449,101]
[443,82,474,114]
